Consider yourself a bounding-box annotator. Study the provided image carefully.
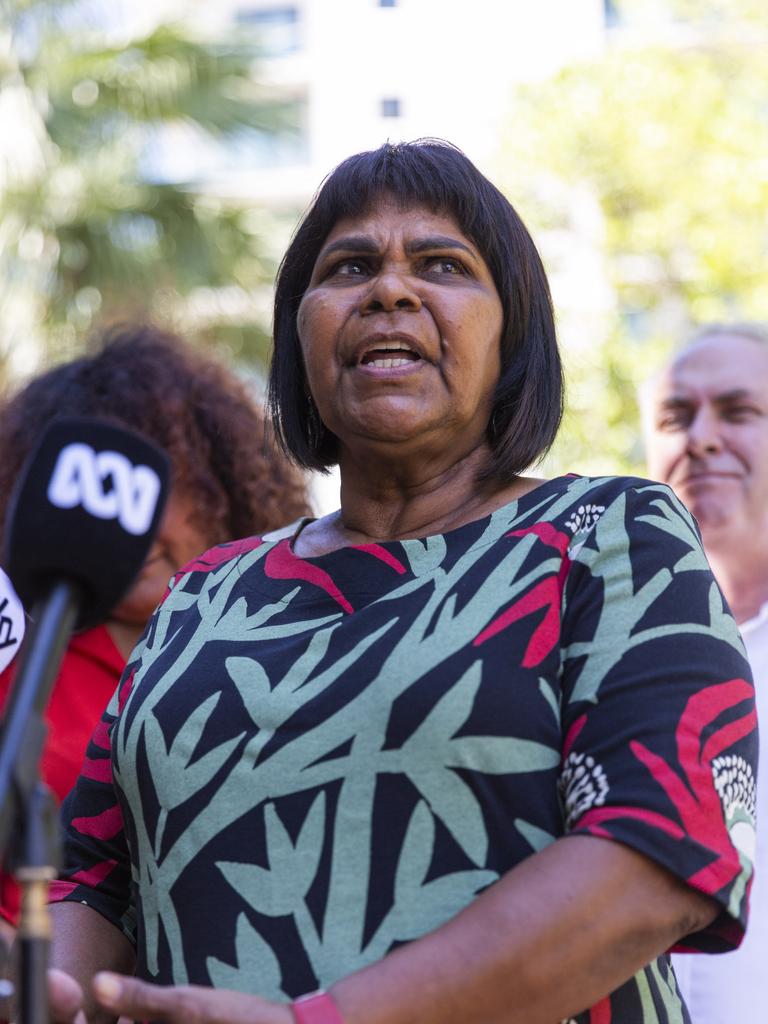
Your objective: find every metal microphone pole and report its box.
[0,580,81,1024]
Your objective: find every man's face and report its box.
[643,334,768,537]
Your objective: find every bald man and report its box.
[642,323,768,1024]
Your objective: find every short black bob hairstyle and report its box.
[268,139,563,482]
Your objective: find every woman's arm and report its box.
[85,834,716,1024]
[330,834,716,1024]
[47,902,135,1024]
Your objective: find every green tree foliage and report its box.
[0,0,298,382]
[498,0,768,475]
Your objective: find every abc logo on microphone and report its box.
[47,442,162,536]
[3,418,170,631]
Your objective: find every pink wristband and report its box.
[292,990,345,1024]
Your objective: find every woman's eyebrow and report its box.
[317,236,379,260]
[406,235,476,257]
[317,234,478,262]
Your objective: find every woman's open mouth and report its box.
[355,337,425,373]
[361,347,421,369]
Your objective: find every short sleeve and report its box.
[50,664,137,944]
[559,482,757,952]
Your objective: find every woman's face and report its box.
[109,489,213,627]
[297,199,504,465]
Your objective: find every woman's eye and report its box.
[427,257,465,275]
[332,259,369,277]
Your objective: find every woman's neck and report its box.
[104,619,144,660]
[296,447,544,557]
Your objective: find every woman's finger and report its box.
[48,967,85,1019]
[92,972,291,1024]
[93,974,181,1022]
[1,968,84,1024]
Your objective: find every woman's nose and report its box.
[359,269,421,314]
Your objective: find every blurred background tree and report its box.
[0,0,299,385]
[499,0,768,475]
[2,0,766,490]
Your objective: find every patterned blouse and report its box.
[53,475,757,1024]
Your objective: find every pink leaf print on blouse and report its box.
[90,719,112,751]
[562,713,588,760]
[117,667,136,714]
[175,536,264,580]
[80,669,134,783]
[590,997,612,1024]
[473,523,571,667]
[72,803,123,841]
[576,677,756,893]
[265,539,353,613]
[355,544,407,574]
[49,858,118,902]
[80,756,112,783]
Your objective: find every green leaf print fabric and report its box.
[52,475,757,1023]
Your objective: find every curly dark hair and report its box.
[0,324,310,548]
[269,138,563,482]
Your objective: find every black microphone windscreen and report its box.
[3,417,170,631]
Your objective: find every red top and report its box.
[0,623,124,923]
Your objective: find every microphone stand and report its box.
[0,580,81,1024]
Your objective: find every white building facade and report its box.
[151,0,608,204]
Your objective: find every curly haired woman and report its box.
[0,323,310,939]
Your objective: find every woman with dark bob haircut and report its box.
[0,323,308,939]
[41,143,755,1024]
[269,138,562,478]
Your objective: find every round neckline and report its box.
[286,475,576,561]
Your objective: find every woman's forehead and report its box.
[320,199,469,248]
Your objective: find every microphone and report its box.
[3,417,170,631]
[0,569,25,675]
[0,419,169,1020]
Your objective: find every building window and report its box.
[603,0,620,28]
[235,6,300,56]
[380,97,401,118]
